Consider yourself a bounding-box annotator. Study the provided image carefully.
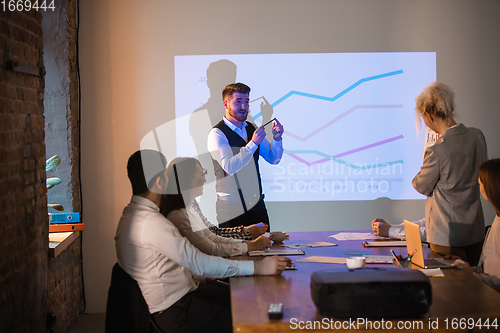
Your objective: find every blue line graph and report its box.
[284,150,404,170]
[252,69,403,119]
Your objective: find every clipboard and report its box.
[362,240,406,247]
[248,249,305,256]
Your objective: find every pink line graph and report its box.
[286,134,404,167]
[284,105,404,142]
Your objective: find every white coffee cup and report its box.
[346,257,366,269]
[269,231,286,243]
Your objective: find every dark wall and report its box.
[0,1,83,332]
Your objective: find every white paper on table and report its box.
[362,240,407,247]
[419,268,445,277]
[330,232,388,241]
[248,249,305,256]
[285,242,337,248]
[296,255,395,265]
[295,256,346,264]
[364,255,394,264]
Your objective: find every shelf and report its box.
[49,231,79,258]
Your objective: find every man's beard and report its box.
[229,107,248,121]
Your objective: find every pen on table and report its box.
[263,118,276,127]
[390,249,401,268]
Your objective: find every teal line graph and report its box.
[284,150,404,170]
[252,69,403,120]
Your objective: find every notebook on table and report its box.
[404,220,456,269]
[248,249,305,256]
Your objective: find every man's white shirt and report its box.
[207,117,283,177]
[115,196,254,313]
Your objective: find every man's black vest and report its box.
[212,121,263,206]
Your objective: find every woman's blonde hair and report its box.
[415,82,456,134]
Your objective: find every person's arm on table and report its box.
[167,209,248,257]
[146,218,288,277]
[183,206,271,252]
[372,219,405,238]
[451,259,500,291]
[244,223,268,239]
[193,201,254,240]
[372,218,426,241]
[372,219,392,237]
[204,225,271,251]
[451,259,475,273]
[210,225,253,240]
[254,256,292,275]
[209,222,267,240]
[473,267,500,293]
[243,236,272,252]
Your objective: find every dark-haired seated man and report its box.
[115,150,291,333]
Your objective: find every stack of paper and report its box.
[295,255,394,264]
[362,240,407,247]
[330,232,388,241]
[248,249,305,256]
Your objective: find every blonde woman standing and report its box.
[412,82,488,265]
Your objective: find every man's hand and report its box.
[443,254,462,260]
[246,236,272,252]
[254,256,293,275]
[245,223,268,239]
[451,259,474,273]
[251,125,266,145]
[272,119,284,141]
[371,218,391,237]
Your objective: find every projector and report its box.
[311,267,432,318]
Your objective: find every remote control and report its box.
[268,303,284,319]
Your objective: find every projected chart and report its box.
[174,52,436,201]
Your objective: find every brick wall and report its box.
[0,8,50,332]
[0,2,83,332]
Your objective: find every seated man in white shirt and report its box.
[371,218,427,241]
[115,150,291,333]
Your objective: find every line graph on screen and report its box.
[174,52,436,201]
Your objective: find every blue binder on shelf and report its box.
[49,213,80,224]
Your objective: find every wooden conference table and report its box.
[229,231,500,332]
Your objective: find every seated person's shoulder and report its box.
[166,208,194,229]
[143,212,182,235]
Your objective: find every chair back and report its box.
[105,263,151,333]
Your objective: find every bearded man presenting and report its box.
[207,83,284,228]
